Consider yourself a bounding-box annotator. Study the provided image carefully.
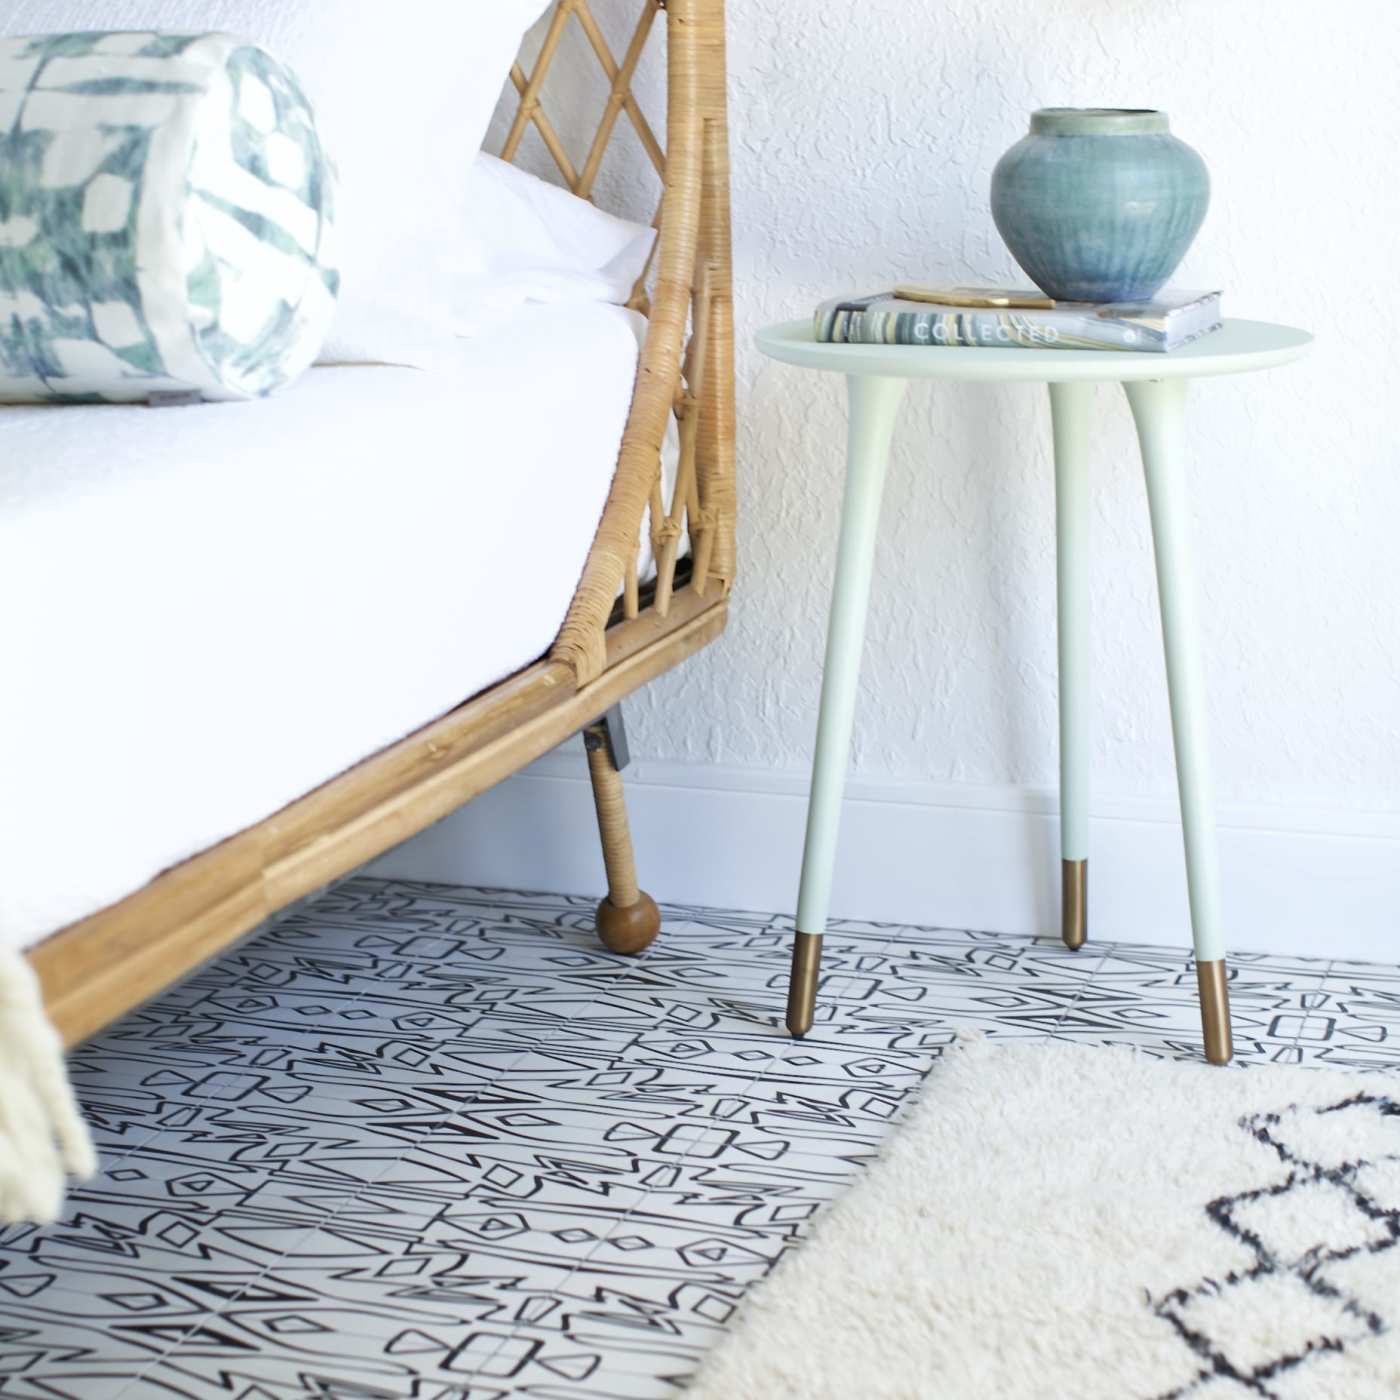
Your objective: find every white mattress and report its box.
[1,301,647,952]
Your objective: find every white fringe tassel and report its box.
[0,948,97,1225]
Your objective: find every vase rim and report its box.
[1031,108,1169,136]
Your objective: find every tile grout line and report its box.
[463,916,809,1384]
[476,914,797,1361]
[25,939,380,1224]
[1046,935,1112,1043]
[1289,956,1337,1065]
[658,916,923,1392]
[115,885,666,1400]
[81,880,491,1160]
[459,923,826,1384]
[9,894,438,1344]
[469,916,916,1391]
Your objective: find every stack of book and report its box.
[815,285,1222,354]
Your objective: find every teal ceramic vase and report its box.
[990,108,1209,304]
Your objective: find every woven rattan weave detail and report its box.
[28,0,734,1049]
[499,0,735,683]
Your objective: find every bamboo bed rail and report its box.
[502,0,736,683]
[32,590,726,1048]
[28,0,736,1046]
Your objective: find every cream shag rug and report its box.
[686,1037,1400,1400]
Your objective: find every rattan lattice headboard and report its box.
[500,0,735,686]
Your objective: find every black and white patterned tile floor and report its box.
[1,876,1393,1399]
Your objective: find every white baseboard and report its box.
[366,752,1400,963]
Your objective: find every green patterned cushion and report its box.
[0,31,337,402]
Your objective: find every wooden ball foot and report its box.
[596,892,661,955]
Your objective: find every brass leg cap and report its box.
[596,892,660,955]
[787,931,823,1038]
[1197,958,1234,1066]
[1062,859,1087,951]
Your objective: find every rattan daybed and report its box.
[22,0,735,1048]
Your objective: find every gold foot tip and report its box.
[786,930,823,1041]
[784,998,815,1038]
[1061,859,1088,952]
[1196,958,1233,1066]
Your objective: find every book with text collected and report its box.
[815,289,1223,353]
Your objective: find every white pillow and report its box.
[1,1,549,368]
[457,155,657,337]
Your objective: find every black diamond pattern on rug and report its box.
[1153,1093,1400,1398]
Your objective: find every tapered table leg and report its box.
[1050,382,1093,951]
[1125,377,1233,1065]
[788,373,908,1036]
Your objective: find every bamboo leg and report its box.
[1125,377,1233,1065]
[789,373,908,1037]
[584,708,660,955]
[1050,382,1092,951]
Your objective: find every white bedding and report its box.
[1,300,649,953]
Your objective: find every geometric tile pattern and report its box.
[0,877,1391,1399]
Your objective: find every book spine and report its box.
[815,295,1223,353]
[840,309,1175,352]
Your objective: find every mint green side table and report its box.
[756,319,1312,1065]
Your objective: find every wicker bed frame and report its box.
[27,0,734,1048]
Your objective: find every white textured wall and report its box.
[575,0,1398,814]
[381,1,1400,950]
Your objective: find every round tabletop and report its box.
[755,318,1313,383]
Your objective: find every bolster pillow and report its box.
[0,31,338,403]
